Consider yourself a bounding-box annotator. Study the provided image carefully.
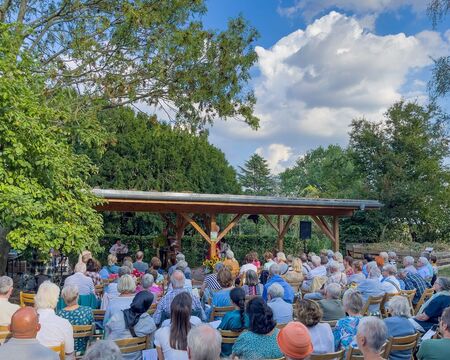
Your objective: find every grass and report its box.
[439,267,450,277]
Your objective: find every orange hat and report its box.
[277,322,313,359]
[375,256,384,267]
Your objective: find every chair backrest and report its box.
[49,342,65,360]
[320,320,337,329]
[361,295,385,316]
[210,305,235,321]
[276,323,287,329]
[380,292,400,318]
[73,324,94,338]
[346,341,389,360]
[414,288,435,315]
[114,336,149,353]
[0,325,11,344]
[220,329,242,344]
[92,309,106,322]
[384,332,420,358]
[310,349,345,360]
[20,291,35,307]
[94,284,104,297]
[400,289,416,316]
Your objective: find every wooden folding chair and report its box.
[346,341,389,360]
[210,305,235,321]
[220,329,242,345]
[276,323,287,329]
[414,288,434,315]
[384,332,420,360]
[73,324,94,359]
[94,284,104,298]
[361,295,385,316]
[380,292,400,318]
[92,309,106,340]
[114,336,149,354]
[400,289,416,316]
[310,349,345,360]
[19,291,35,307]
[49,342,65,360]
[0,325,11,344]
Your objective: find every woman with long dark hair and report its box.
[155,292,192,360]
[218,287,249,356]
[105,291,156,360]
[232,297,283,360]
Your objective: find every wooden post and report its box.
[277,216,284,250]
[333,216,340,252]
[210,214,217,258]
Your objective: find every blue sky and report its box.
[199,1,450,174]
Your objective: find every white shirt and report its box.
[0,298,20,325]
[381,276,401,294]
[160,316,202,328]
[154,326,189,360]
[63,272,94,295]
[239,263,257,275]
[36,308,74,356]
[308,323,334,354]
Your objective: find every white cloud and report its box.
[209,11,449,170]
[277,0,426,20]
[256,144,295,174]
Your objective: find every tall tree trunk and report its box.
[0,226,10,275]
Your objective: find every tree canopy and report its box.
[238,154,275,195]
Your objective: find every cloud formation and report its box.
[209,11,449,173]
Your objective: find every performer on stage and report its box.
[109,240,128,262]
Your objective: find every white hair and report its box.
[328,262,339,273]
[0,276,13,295]
[187,324,221,360]
[343,288,363,314]
[387,296,411,317]
[84,340,122,360]
[311,255,321,267]
[382,264,397,275]
[388,251,396,259]
[325,283,341,299]
[61,285,79,305]
[334,252,343,262]
[277,252,287,262]
[117,274,136,294]
[35,281,60,309]
[269,263,281,275]
[225,250,234,259]
[366,261,378,273]
[74,262,86,273]
[268,283,284,299]
[368,266,381,279]
[141,274,154,289]
[118,266,131,276]
[418,257,429,266]
[357,316,388,352]
[176,253,185,262]
[379,252,389,261]
[403,256,415,266]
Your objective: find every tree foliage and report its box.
[0,0,259,130]
[238,154,275,195]
[0,25,104,271]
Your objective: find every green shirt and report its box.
[232,329,283,360]
[417,338,450,360]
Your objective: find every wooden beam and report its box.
[180,213,212,244]
[311,215,336,246]
[333,216,340,252]
[217,214,243,242]
[209,214,218,258]
[277,215,295,251]
[277,216,284,250]
[262,214,279,232]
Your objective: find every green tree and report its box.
[0,25,103,274]
[0,0,259,130]
[238,154,274,195]
[349,101,450,242]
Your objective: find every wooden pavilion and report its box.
[93,189,382,257]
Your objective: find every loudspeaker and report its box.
[300,221,312,240]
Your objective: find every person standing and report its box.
[109,240,128,262]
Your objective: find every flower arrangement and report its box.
[203,255,221,273]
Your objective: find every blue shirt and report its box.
[267,297,293,324]
[263,275,294,303]
[357,278,385,313]
[384,316,416,360]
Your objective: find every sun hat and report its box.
[277,322,313,359]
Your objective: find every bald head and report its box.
[10,307,40,339]
[188,324,221,360]
[171,270,186,289]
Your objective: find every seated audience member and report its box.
[64,262,94,295]
[150,257,165,280]
[381,264,401,293]
[0,275,20,325]
[283,257,304,290]
[263,263,294,303]
[357,266,385,314]
[153,270,205,325]
[168,253,192,279]
[388,251,397,266]
[155,292,193,360]
[172,261,193,289]
[0,307,59,360]
[187,324,222,360]
[384,296,416,360]
[344,256,354,276]
[85,258,102,286]
[297,299,334,354]
[83,340,122,360]
[123,259,142,279]
[250,251,261,269]
[239,253,258,276]
[301,255,326,291]
[362,254,374,277]
[35,281,74,358]
[417,257,432,281]
[276,322,314,360]
[413,277,450,332]
[232,297,283,360]
[136,273,161,299]
[267,283,293,324]
[327,261,348,287]
[242,269,264,296]
[333,252,346,273]
[318,283,345,321]
[334,288,364,351]
[223,250,240,278]
[403,256,417,275]
[417,306,450,360]
[105,291,156,360]
[104,265,131,301]
[218,287,249,357]
[99,254,120,279]
[348,260,366,284]
[356,316,388,360]
[379,251,389,265]
[277,252,289,274]
[398,269,431,305]
[209,267,234,319]
[201,262,223,304]
[263,251,276,271]
[57,285,94,354]
[104,274,136,326]
[133,251,149,274]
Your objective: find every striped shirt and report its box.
[203,273,222,291]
